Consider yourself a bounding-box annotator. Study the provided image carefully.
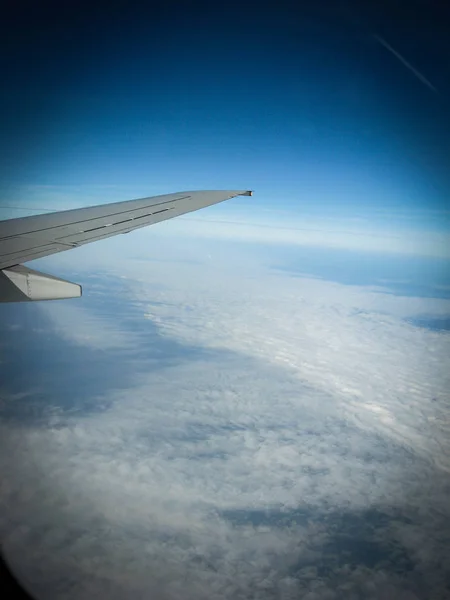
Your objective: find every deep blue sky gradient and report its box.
[1,1,449,233]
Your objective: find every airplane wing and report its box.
[0,189,253,302]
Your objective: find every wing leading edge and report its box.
[0,189,253,302]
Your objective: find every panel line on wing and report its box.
[0,239,76,259]
[63,207,174,237]
[0,206,177,263]
[0,198,187,240]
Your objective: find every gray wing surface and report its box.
[0,189,252,302]
[0,190,252,270]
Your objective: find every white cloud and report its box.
[126,255,450,465]
[1,240,449,599]
[166,214,450,258]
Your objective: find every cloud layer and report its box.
[1,238,449,599]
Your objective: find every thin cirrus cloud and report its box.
[169,213,450,258]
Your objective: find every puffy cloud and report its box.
[0,239,449,599]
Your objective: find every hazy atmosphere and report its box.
[1,1,449,599]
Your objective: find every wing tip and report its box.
[240,190,254,197]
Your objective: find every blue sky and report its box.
[1,1,449,256]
